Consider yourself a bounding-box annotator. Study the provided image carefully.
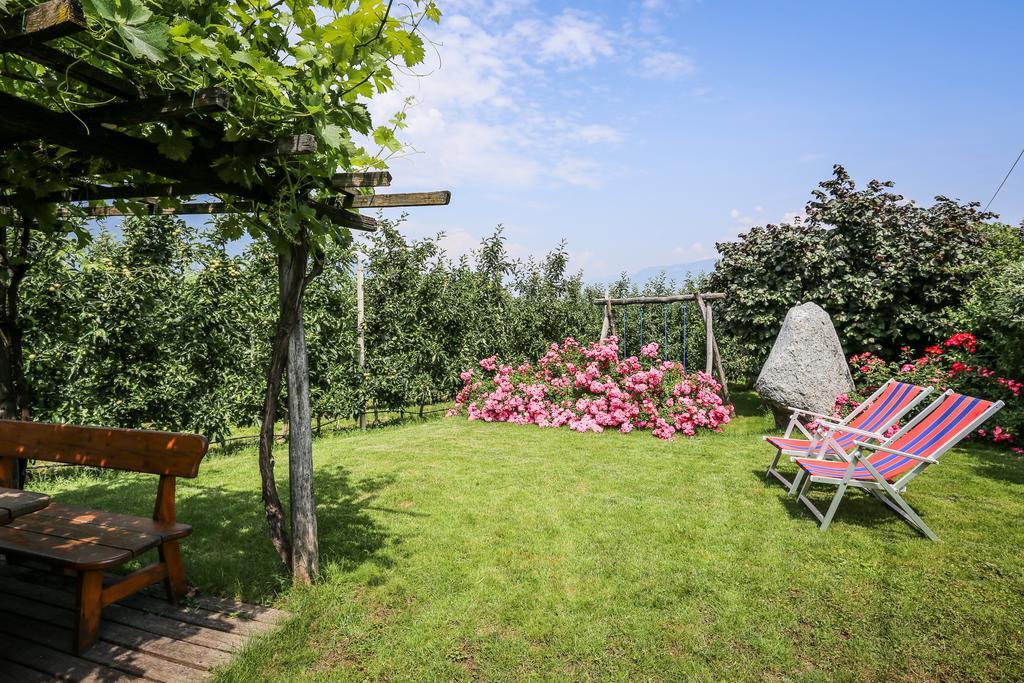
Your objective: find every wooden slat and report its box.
[73,87,231,126]
[0,632,139,683]
[0,0,86,52]
[0,608,205,682]
[120,591,273,636]
[308,200,377,232]
[1,573,246,653]
[0,419,208,477]
[232,133,317,157]
[57,190,451,217]
[0,91,199,181]
[9,513,163,550]
[591,293,727,305]
[9,43,144,99]
[0,590,231,669]
[101,563,168,607]
[0,658,54,682]
[330,170,392,188]
[0,525,132,569]
[0,486,50,520]
[170,592,289,626]
[30,503,191,540]
[333,190,451,209]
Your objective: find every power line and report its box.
[984,145,1024,212]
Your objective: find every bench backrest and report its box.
[0,420,209,480]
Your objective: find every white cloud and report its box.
[729,208,755,227]
[572,124,623,144]
[781,211,805,224]
[640,51,696,79]
[365,6,625,193]
[552,157,603,188]
[538,11,615,67]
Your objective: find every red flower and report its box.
[944,332,977,353]
[925,345,944,356]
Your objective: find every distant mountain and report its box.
[629,258,718,285]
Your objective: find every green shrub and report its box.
[709,165,995,372]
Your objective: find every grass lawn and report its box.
[33,392,1024,681]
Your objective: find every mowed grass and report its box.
[34,392,1024,681]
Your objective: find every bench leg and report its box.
[74,570,103,655]
[160,539,188,603]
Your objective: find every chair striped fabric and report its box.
[764,379,932,488]
[788,390,1003,539]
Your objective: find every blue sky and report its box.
[362,0,1024,280]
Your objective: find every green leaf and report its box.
[318,124,344,150]
[156,131,192,161]
[116,22,169,62]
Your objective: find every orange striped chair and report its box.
[765,379,932,489]
[788,390,1003,539]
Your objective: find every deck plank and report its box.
[0,574,247,652]
[0,561,286,681]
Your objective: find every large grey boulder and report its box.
[756,302,855,428]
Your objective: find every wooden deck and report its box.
[0,562,287,681]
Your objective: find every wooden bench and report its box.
[0,420,208,654]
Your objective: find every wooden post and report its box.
[356,258,366,431]
[287,292,319,584]
[704,300,714,375]
[693,293,731,404]
[600,287,610,340]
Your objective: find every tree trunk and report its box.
[257,244,306,568]
[257,233,325,578]
[287,304,319,584]
[0,221,32,488]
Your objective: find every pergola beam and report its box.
[231,133,317,157]
[0,0,85,51]
[330,171,391,188]
[0,91,200,181]
[56,190,452,217]
[73,87,230,126]
[307,201,377,232]
[9,43,144,99]
[332,190,450,209]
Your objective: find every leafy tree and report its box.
[954,222,1024,378]
[710,165,995,373]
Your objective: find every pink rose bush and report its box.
[448,336,732,440]
[844,332,1024,455]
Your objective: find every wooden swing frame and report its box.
[595,292,730,403]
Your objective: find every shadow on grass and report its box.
[753,466,936,535]
[29,466,401,603]
[730,389,770,420]
[963,445,1024,486]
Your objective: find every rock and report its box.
[755,302,855,428]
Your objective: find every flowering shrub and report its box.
[843,332,1023,455]
[448,336,732,440]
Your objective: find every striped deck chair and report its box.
[788,390,1003,540]
[764,379,932,489]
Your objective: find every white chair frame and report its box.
[765,379,933,489]
[787,389,1004,540]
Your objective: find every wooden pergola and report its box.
[1,0,450,582]
[0,0,450,226]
